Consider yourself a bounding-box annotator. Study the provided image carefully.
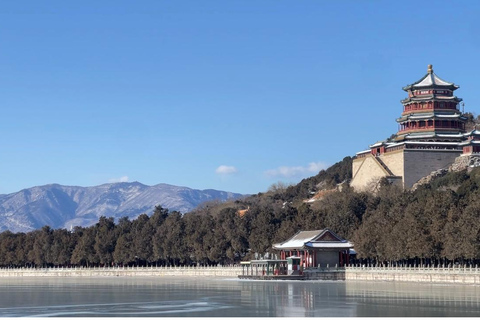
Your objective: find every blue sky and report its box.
[0,1,479,195]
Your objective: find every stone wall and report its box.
[351,149,467,191]
[351,156,388,191]
[0,266,243,278]
[380,150,404,177]
[303,269,345,280]
[403,150,461,188]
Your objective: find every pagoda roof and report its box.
[403,133,434,139]
[403,65,459,91]
[401,95,462,104]
[463,129,480,137]
[396,113,465,122]
[383,140,463,149]
[398,132,465,141]
[404,141,461,146]
[437,133,465,138]
[398,130,463,138]
[459,140,480,146]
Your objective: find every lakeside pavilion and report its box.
[272,229,354,269]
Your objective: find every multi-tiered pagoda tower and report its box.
[396,64,466,144]
[351,65,476,191]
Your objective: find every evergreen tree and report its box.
[94,216,117,266]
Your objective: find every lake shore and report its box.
[2,265,480,285]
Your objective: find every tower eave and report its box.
[402,84,459,91]
[401,96,462,104]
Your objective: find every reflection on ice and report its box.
[345,281,480,317]
[239,280,356,317]
[1,277,480,317]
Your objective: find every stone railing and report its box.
[345,265,480,284]
[346,264,480,271]
[0,265,243,278]
[2,265,480,284]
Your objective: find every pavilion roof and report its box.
[355,149,371,156]
[403,65,459,91]
[272,229,353,251]
[369,141,386,148]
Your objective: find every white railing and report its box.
[346,265,480,274]
[0,265,242,270]
[0,265,244,277]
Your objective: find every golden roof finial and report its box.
[427,64,433,74]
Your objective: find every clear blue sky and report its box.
[0,1,479,195]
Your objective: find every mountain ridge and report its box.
[0,182,244,233]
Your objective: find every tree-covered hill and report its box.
[2,156,480,268]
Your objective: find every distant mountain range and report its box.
[0,182,244,233]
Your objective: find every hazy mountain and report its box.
[0,182,244,233]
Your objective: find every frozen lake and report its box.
[0,277,480,317]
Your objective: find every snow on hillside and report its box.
[0,182,244,233]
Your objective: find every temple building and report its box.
[351,65,477,191]
[272,229,354,269]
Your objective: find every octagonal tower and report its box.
[396,64,466,142]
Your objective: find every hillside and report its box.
[2,156,480,268]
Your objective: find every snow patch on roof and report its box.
[414,72,455,88]
[305,242,353,249]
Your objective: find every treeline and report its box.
[0,206,249,268]
[1,157,480,268]
[354,169,480,265]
